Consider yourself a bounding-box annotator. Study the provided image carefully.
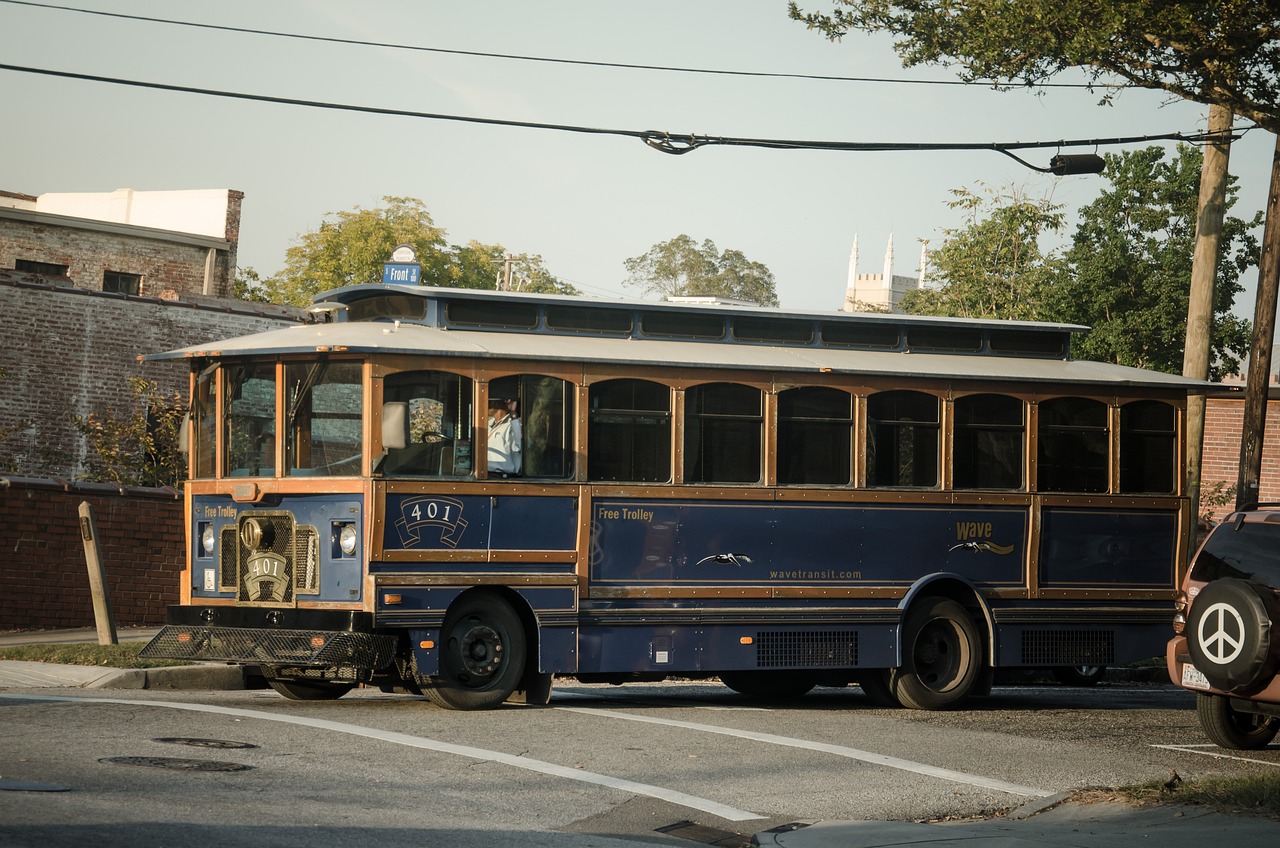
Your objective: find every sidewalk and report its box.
[0,626,247,690]
[756,796,1280,847]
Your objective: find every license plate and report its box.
[1181,663,1211,690]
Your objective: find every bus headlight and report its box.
[338,523,358,557]
[200,523,216,557]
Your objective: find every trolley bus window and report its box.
[488,374,575,479]
[867,391,940,488]
[1119,400,1176,494]
[382,371,474,477]
[777,386,853,485]
[1038,397,1109,492]
[684,383,763,484]
[953,394,1024,490]
[224,363,276,477]
[285,362,364,476]
[192,364,216,479]
[588,379,672,483]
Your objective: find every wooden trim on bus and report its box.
[374,572,579,586]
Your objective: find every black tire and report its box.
[720,670,816,700]
[423,594,527,710]
[266,678,354,700]
[889,597,982,710]
[1185,578,1280,693]
[856,668,900,707]
[1196,693,1280,750]
[1052,665,1107,687]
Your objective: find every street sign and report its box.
[382,262,421,285]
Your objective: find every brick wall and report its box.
[1200,394,1280,521]
[0,477,183,630]
[0,215,234,299]
[0,273,301,479]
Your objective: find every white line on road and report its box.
[558,705,1055,798]
[1151,743,1280,768]
[1,694,764,822]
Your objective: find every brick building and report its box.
[0,188,244,299]
[1201,385,1280,522]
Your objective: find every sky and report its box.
[2,0,1276,317]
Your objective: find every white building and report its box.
[842,234,928,313]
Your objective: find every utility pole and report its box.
[1183,105,1234,526]
[501,254,514,291]
[1235,133,1280,510]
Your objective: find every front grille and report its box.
[756,630,858,668]
[218,514,319,604]
[140,625,397,669]
[1021,630,1115,665]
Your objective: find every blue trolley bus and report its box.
[141,284,1199,709]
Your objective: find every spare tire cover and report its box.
[1185,577,1280,693]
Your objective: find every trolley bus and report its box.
[141,284,1199,710]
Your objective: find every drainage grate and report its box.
[152,738,258,749]
[99,756,253,772]
[654,820,752,848]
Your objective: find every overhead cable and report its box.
[0,62,1231,160]
[0,0,1107,90]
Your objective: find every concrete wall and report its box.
[0,478,183,630]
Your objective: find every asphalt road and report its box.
[1,679,1276,847]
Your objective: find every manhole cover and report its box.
[99,756,253,772]
[152,737,259,750]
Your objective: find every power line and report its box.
[0,62,1227,161]
[1,0,1107,90]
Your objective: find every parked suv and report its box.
[1167,506,1280,749]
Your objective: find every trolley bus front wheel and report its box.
[889,597,982,710]
[424,593,527,710]
[264,675,355,701]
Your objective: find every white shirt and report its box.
[487,414,522,474]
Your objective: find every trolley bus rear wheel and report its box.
[889,597,982,710]
[265,677,354,701]
[424,593,527,710]
[719,670,816,700]
[856,669,900,707]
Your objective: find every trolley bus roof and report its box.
[144,304,1204,391]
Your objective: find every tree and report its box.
[75,376,188,488]
[624,235,780,306]
[445,242,579,294]
[788,1,1280,133]
[899,185,1065,320]
[263,197,449,306]
[1049,145,1258,378]
[255,197,577,305]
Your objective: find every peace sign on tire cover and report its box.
[1185,577,1280,693]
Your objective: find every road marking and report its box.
[558,706,1054,798]
[1,694,763,822]
[1151,743,1280,768]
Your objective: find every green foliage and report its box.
[1199,480,1237,524]
[0,642,183,669]
[899,185,1066,320]
[789,1,1280,133]
[444,241,580,294]
[250,197,577,306]
[1048,145,1258,377]
[624,235,780,306]
[264,196,450,306]
[75,376,188,488]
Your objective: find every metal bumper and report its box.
[140,623,398,669]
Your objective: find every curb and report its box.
[91,664,249,691]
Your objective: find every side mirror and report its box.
[382,402,408,450]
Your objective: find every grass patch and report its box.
[1114,772,1280,819]
[0,642,185,668]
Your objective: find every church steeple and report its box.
[846,235,860,290]
[883,233,894,289]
